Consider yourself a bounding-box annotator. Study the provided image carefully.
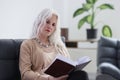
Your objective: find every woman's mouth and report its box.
[46,29,50,32]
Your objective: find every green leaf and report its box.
[73,8,86,17]
[86,15,92,24]
[86,0,97,4]
[83,3,93,11]
[102,25,112,37]
[98,4,114,10]
[78,16,88,29]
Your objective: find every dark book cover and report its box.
[44,59,75,77]
[44,54,91,77]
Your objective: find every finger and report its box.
[58,75,68,79]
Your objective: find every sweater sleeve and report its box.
[19,40,49,80]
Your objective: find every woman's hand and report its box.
[49,75,68,80]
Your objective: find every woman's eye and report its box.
[52,23,56,27]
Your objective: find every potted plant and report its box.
[73,0,114,39]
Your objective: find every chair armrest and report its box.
[98,62,120,80]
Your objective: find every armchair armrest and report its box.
[98,62,120,80]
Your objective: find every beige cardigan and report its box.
[19,39,70,80]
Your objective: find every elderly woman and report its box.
[19,8,89,80]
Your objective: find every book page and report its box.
[77,56,91,64]
[75,56,91,70]
[55,54,76,66]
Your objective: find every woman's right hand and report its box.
[48,75,68,80]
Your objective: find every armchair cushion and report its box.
[96,37,120,80]
[98,62,120,79]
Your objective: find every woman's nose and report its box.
[48,24,52,28]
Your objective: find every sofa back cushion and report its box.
[0,39,23,80]
[97,37,118,67]
[117,41,120,69]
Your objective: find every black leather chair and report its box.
[96,37,120,80]
[0,39,23,80]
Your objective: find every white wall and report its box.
[0,0,52,39]
[52,0,69,28]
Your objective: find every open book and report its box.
[44,54,91,77]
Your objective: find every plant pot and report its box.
[86,29,97,40]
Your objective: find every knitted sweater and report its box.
[19,39,70,80]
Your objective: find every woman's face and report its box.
[39,14,57,37]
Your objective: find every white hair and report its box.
[31,8,68,53]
